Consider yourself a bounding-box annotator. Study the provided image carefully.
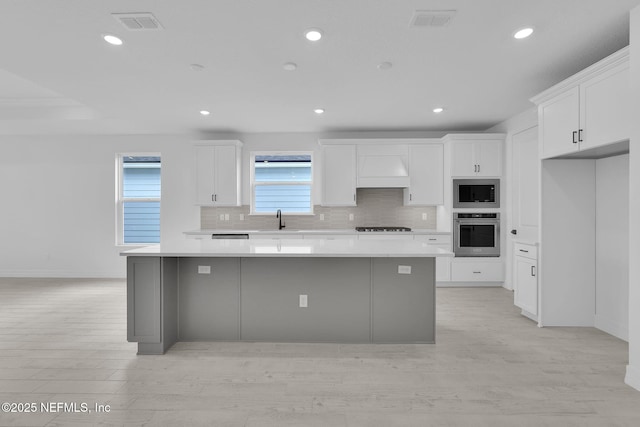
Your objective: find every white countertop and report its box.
[121,238,454,258]
[184,229,451,236]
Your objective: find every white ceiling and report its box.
[1,0,638,135]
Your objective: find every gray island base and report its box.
[123,239,451,355]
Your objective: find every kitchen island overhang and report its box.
[121,238,453,355]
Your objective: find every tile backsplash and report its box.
[201,188,437,230]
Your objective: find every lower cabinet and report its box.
[513,242,538,319]
[450,259,504,282]
[414,234,451,282]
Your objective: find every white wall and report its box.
[626,5,640,391]
[595,154,629,341]
[0,134,199,278]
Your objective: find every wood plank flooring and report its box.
[0,278,638,426]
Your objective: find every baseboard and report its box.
[594,314,629,342]
[625,365,640,391]
[0,269,125,279]
[437,282,503,288]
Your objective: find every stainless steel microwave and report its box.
[453,179,500,209]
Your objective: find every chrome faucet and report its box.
[276,209,285,230]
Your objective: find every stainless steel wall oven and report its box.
[453,213,500,257]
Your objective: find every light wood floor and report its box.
[0,278,638,426]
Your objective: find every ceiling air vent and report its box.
[410,10,456,28]
[112,13,163,31]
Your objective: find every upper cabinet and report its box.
[194,141,242,206]
[448,135,504,177]
[532,47,629,159]
[403,143,444,205]
[321,144,357,206]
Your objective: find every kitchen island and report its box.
[121,238,453,354]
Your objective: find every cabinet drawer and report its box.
[514,243,537,260]
[451,261,504,282]
[303,234,355,240]
[250,234,304,240]
[415,235,451,245]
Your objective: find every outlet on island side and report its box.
[349,213,354,221]
[422,212,428,221]
[299,294,308,308]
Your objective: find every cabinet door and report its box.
[539,86,580,159]
[514,257,537,315]
[580,62,630,151]
[404,144,444,205]
[213,145,240,206]
[476,141,503,177]
[195,145,216,205]
[451,142,476,176]
[322,145,356,206]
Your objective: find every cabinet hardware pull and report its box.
[353,194,356,201]
[578,129,583,142]
[429,238,436,241]
[410,194,412,201]
[214,194,217,202]
[477,164,480,173]
[474,164,478,173]
[572,131,578,144]
[211,194,214,202]
[531,266,536,277]
[473,271,481,274]
[519,249,529,253]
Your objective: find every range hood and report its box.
[357,144,410,188]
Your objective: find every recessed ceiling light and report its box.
[314,108,325,114]
[283,62,298,71]
[200,110,210,116]
[103,34,123,45]
[305,29,323,41]
[377,62,393,70]
[514,27,534,39]
[433,107,444,113]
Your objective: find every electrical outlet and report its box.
[349,213,354,221]
[422,213,428,221]
[198,265,211,274]
[299,294,308,308]
[224,214,230,221]
[398,265,412,275]
[219,214,224,221]
[320,214,325,221]
[239,214,245,221]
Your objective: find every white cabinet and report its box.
[357,234,414,241]
[249,234,304,240]
[403,144,444,205]
[195,141,242,206]
[534,48,629,159]
[321,145,357,206]
[513,243,538,319]
[414,234,451,282]
[303,234,354,240]
[450,139,503,177]
[450,260,504,282]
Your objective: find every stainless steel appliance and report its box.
[453,213,500,257]
[211,233,249,239]
[355,226,412,232]
[453,179,500,209]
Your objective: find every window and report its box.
[251,153,313,214]
[116,154,161,244]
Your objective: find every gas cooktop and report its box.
[355,226,412,232]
